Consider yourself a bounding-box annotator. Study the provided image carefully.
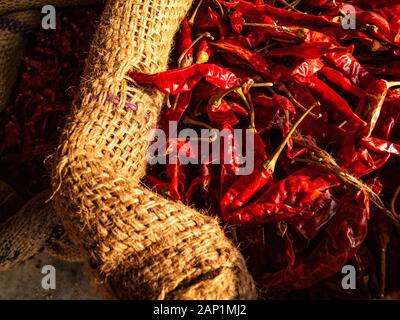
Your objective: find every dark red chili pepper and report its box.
[129,63,239,95]
[339,4,393,45]
[165,139,196,200]
[318,27,389,53]
[290,196,338,240]
[373,100,400,140]
[230,10,245,33]
[258,190,370,291]
[206,6,229,39]
[228,166,340,224]
[219,123,243,199]
[158,92,192,134]
[267,42,335,60]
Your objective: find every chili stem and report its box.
[212,0,225,18]
[209,79,254,108]
[246,92,256,130]
[391,185,400,217]
[388,81,400,88]
[166,94,172,108]
[178,32,214,67]
[263,102,317,171]
[277,83,322,119]
[243,22,309,39]
[251,82,274,88]
[182,115,213,130]
[172,93,181,111]
[379,246,387,299]
[277,0,303,13]
[188,0,204,26]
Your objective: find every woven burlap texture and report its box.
[0,186,83,271]
[51,0,257,299]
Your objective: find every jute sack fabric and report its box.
[51,0,258,299]
[0,0,98,111]
[0,188,83,272]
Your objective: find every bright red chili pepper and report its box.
[337,131,391,177]
[129,63,240,95]
[323,50,377,89]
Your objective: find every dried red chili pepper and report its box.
[228,166,340,224]
[211,41,272,80]
[220,103,317,219]
[218,0,339,27]
[129,63,240,95]
[323,50,377,89]
[355,80,400,137]
[267,42,335,60]
[230,10,245,33]
[195,39,214,64]
[259,190,370,291]
[294,75,366,126]
[178,18,194,67]
[361,137,400,156]
[319,66,365,98]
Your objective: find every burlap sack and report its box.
[0,188,82,271]
[51,0,257,299]
[0,0,98,111]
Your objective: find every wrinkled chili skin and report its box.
[294,75,366,126]
[129,63,239,95]
[259,191,370,291]
[228,167,341,224]
[355,79,389,137]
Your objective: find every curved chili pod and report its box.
[228,166,340,224]
[259,190,370,291]
[128,63,239,95]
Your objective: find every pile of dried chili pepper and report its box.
[0,6,102,199]
[130,0,400,299]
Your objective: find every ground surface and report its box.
[0,252,101,299]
